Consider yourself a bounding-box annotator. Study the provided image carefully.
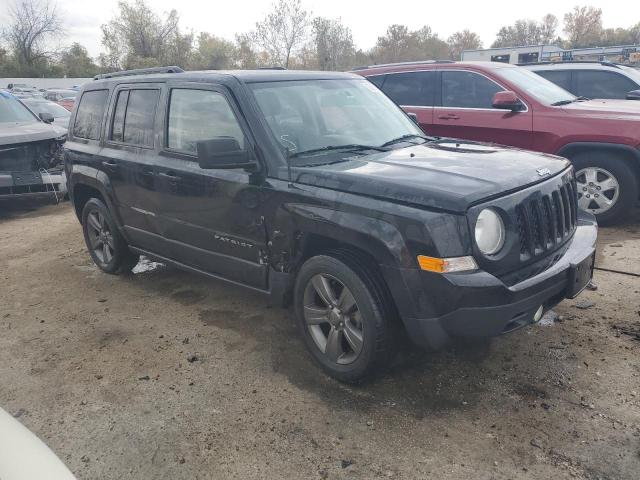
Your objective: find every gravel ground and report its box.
[1,199,639,480]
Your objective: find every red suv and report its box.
[355,61,640,224]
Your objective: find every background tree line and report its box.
[1,0,639,78]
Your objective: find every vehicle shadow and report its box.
[121,261,524,420]
[0,197,64,221]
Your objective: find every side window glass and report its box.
[382,72,435,107]
[122,89,159,147]
[442,71,503,109]
[168,89,246,155]
[574,71,637,99]
[536,70,572,92]
[110,90,129,143]
[73,90,109,140]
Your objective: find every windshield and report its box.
[495,67,577,105]
[249,79,423,158]
[620,65,640,86]
[23,100,71,118]
[0,92,38,123]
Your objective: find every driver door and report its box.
[431,69,533,150]
[155,83,268,289]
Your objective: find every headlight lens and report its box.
[475,209,505,255]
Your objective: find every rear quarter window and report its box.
[73,90,109,140]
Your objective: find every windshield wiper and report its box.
[380,134,433,148]
[290,144,386,158]
[551,96,589,106]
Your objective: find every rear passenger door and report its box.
[432,69,533,149]
[155,83,268,289]
[100,84,167,254]
[372,71,437,134]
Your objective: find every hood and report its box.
[561,99,640,118]
[0,121,61,146]
[292,141,570,212]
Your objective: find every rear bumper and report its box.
[0,169,67,198]
[385,211,598,350]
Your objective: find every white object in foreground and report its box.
[0,408,76,480]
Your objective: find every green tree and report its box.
[59,42,99,77]
[447,30,482,60]
[100,0,192,70]
[563,6,603,48]
[372,24,449,64]
[190,33,236,70]
[312,17,355,71]
[253,0,311,68]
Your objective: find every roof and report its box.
[353,61,518,76]
[88,68,361,89]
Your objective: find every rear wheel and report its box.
[293,250,397,383]
[571,152,638,226]
[82,198,138,274]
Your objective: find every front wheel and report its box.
[571,152,638,226]
[293,251,397,383]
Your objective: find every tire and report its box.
[81,198,139,274]
[293,250,398,383]
[570,151,639,226]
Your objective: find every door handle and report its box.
[437,114,460,120]
[158,171,181,181]
[101,160,118,168]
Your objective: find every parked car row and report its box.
[64,66,597,382]
[0,91,68,200]
[4,84,79,112]
[356,60,640,225]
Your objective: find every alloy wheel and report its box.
[302,274,364,365]
[86,210,115,264]
[576,167,620,215]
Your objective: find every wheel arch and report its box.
[558,142,640,174]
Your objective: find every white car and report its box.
[0,408,76,479]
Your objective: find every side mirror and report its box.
[196,137,256,170]
[39,112,54,123]
[626,89,640,100]
[407,112,419,125]
[492,91,525,111]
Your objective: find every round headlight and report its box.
[475,209,505,255]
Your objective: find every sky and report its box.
[1,0,636,58]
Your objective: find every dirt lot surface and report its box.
[1,200,639,480]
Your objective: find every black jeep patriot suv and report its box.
[66,66,597,382]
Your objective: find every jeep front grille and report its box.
[516,179,578,260]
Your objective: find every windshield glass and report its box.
[0,92,38,123]
[620,66,640,85]
[249,79,423,158]
[23,100,70,118]
[495,67,577,105]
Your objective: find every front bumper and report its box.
[0,168,67,199]
[384,210,598,350]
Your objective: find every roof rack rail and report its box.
[256,66,287,70]
[517,60,620,69]
[352,59,455,70]
[94,66,184,80]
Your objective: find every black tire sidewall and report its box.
[293,255,389,382]
[81,198,132,274]
[571,153,639,225]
